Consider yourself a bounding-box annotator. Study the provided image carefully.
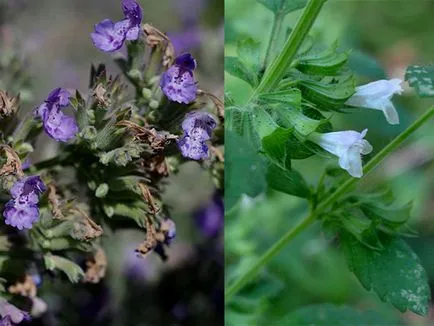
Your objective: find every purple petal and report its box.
[181,111,217,142]
[91,19,126,52]
[3,200,40,230]
[175,53,197,71]
[122,0,143,25]
[160,66,197,104]
[177,135,209,160]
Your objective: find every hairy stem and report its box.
[225,106,434,302]
[251,0,327,99]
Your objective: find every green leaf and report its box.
[252,108,280,139]
[266,163,310,198]
[43,254,85,283]
[257,0,308,15]
[405,65,434,97]
[279,304,403,325]
[225,131,267,210]
[361,202,412,226]
[275,106,321,136]
[296,45,349,75]
[258,88,302,107]
[342,233,430,316]
[262,127,293,169]
[225,57,258,87]
[226,106,260,147]
[299,73,355,111]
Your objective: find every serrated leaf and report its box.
[257,0,307,15]
[361,202,412,226]
[405,65,434,97]
[266,163,310,198]
[225,56,258,87]
[252,108,280,139]
[279,304,403,325]
[342,233,430,316]
[44,254,85,283]
[296,45,349,75]
[225,131,267,211]
[299,73,355,111]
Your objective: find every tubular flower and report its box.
[34,88,78,142]
[3,176,46,230]
[160,53,198,104]
[345,79,403,125]
[178,111,217,160]
[308,129,373,178]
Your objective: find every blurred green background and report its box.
[225,0,434,325]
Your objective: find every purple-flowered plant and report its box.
[160,53,198,104]
[91,0,142,52]
[3,176,46,230]
[178,111,217,160]
[34,88,78,142]
[194,193,223,237]
[0,299,30,326]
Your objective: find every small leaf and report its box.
[275,106,321,136]
[252,108,280,139]
[225,57,258,87]
[262,127,293,169]
[296,45,349,75]
[258,88,302,107]
[225,131,267,210]
[44,254,85,283]
[266,163,310,198]
[279,304,403,325]
[405,65,434,97]
[257,0,308,15]
[342,233,430,316]
[299,73,355,111]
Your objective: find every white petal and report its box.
[382,100,400,125]
[346,146,363,178]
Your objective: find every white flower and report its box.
[346,79,403,125]
[308,129,373,178]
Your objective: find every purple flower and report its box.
[34,88,78,142]
[0,299,30,326]
[177,111,217,160]
[91,19,127,52]
[160,53,198,104]
[91,0,143,52]
[178,136,209,160]
[3,176,46,230]
[163,218,176,245]
[182,112,217,142]
[194,194,223,237]
[121,0,143,40]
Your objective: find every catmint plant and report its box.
[0,0,223,321]
[225,0,434,323]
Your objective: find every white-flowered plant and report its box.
[225,0,434,323]
[308,129,373,178]
[346,79,403,125]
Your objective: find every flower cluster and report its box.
[178,111,217,160]
[160,53,198,104]
[34,88,78,142]
[309,79,403,178]
[3,175,46,230]
[91,0,143,52]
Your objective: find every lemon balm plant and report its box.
[225,0,434,323]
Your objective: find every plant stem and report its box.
[251,0,327,99]
[225,106,434,302]
[225,211,316,302]
[263,12,285,71]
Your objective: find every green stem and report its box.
[225,106,434,302]
[263,13,285,70]
[251,0,327,99]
